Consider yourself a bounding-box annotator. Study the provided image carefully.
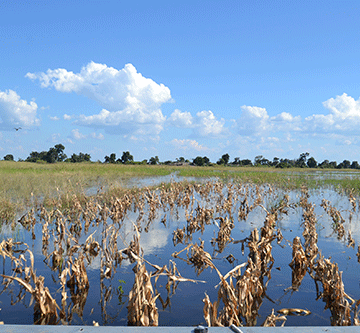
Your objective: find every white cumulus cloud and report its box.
[236,106,270,136]
[168,109,226,137]
[195,110,226,136]
[0,89,40,129]
[323,93,360,120]
[90,132,104,140]
[236,106,303,137]
[232,94,360,155]
[271,112,299,123]
[168,109,193,127]
[26,62,171,137]
[171,138,208,151]
[70,128,104,141]
[71,129,86,140]
[305,93,360,133]
[63,114,72,120]
[270,112,302,131]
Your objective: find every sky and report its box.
[1,0,360,163]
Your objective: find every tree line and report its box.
[2,145,360,170]
[4,144,91,164]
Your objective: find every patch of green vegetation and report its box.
[0,162,177,219]
[117,279,126,306]
[118,279,126,294]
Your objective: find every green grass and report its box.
[1,161,360,222]
[0,161,176,217]
[178,165,314,185]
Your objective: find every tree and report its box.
[26,150,47,163]
[319,160,331,169]
[26,151,40,162]
[25,144,66,163]
[44,144,67,163]
[254,155,263,166]
[307,157,317,168]
[176,157,186,163]
[45,147,58,163]
[337,160,351,169]
[217,154,229,165]
[254,155,270,166]
[217,158,225,165]
[295,152,309,168]
[260,158,270,166]
[276,159,293,168]
[271,157,279,167]
[54,144,66,162]
[232,157,240,165]
[70,152,91,163]
[192,156,204,166]
[121,151,134,164]
[203,156,210,165]
[223,153,229,165]
[104,153,117,163]
[3,154,14,161]
[192,156,210,166]
[240,159,252,166]
[148,156,159,165]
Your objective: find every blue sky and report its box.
[1,0,360,163]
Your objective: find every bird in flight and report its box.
[14,127,22,131]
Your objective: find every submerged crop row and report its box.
[0,180,359,326]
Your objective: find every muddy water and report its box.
[0,182,359,326]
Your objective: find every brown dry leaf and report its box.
[127,262,159,326]
[277,308,311,316]
[1,275,34,294]
[2,272,60,322]
[262,309,287,327]
[313,253,353,326]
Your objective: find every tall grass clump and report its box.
[0,162,177,222]
[0,198,16,224]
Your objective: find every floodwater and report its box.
[0,179,360,327]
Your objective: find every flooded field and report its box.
[1,179,360,327]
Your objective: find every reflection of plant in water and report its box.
[0,239,60,324]
[117,279,126,305]
[320,198,346,240]
[262,309,287,327]
[312,253,354,326]
[211,216,234,253]
[118,279,125,294]
[202,207,282,327]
